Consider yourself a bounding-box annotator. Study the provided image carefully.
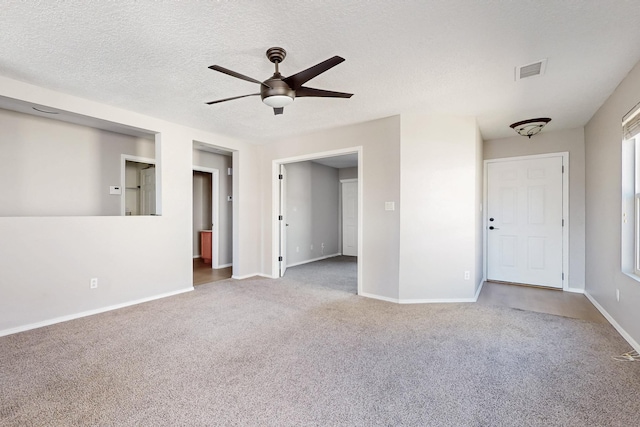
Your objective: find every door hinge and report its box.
[278,256,283,261]
[278,215,283,220]
[278,174,283,180]
[562,165,565,173]
[562,273,565,280]
[562,219,564,227]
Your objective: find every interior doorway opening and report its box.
[192,142,234,286]
[121,156,156,216]
[274,147,362,295]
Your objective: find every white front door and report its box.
[279,164,287,277]
[140,167,156,216]
[342,181,358,257]
[486,156,564,288]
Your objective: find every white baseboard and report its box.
[193,255,200,259]
[231,274,253,280]
[286,253,341,268]
[0,287,194,338]
[231,273,275,280]
[473,279,485,301]
[565,287,585,294]
[399,297,478,304]
[216,263,232,269]
[360,286,482,305]
[359,292,399,303]
[584,291,640,353]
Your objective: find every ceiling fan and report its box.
[206,47,353,115]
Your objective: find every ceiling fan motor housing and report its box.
[261,77,296,102]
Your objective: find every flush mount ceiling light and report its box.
[509,118,551,138]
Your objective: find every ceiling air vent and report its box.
[515,59,547,81]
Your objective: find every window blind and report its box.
[623,102,640,140]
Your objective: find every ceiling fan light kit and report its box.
[207,47,353,115]
[509,117,552,138]
[262,95,294,108]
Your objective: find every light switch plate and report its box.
[109,186,122,195]
[385,201,395,211]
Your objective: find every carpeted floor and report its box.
[1,257,639,426]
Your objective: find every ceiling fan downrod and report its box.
[266,47,287,76]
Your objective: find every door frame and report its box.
[271,146,363,295]
[279,164,287,277]
[120,154,156,216]
[193,166,220,269]
[483,152,569,290]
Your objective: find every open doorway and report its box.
[121,156,156,216]
[192,143,233,286]
[275,148,362,295]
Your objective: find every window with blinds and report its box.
[621,101,640,277]
[623,102,640,140]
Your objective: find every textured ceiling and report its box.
[2,1,640,143]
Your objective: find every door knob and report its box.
[489,226,499,230]
[489,218,494,222]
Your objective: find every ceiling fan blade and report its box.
[295,86,353,98]
[205,93,260,105]
[283,56,345,90]
[274,107,284,115]
[208,65,271,88]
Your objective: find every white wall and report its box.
[0,108,154,216]
[0,76,259,334]
[484,127,586,290]
[474,126,484,293]
[584,60,640,348]
[285,161,339,266]
[192,150,233,266]
[398,115,481,301]
[260,116,401,300]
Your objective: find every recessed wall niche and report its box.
[0,104,159,216]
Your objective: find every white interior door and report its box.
[342,181,358,257]
[279,164,287,277]
[487,156,564,288]
[140,167,156,215]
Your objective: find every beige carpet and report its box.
[1,257,639,426]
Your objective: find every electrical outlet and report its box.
[310,244,313,251]
[616,288,620,302]
[90,278,98,289]
[296,246,299,253]
[321,243,325,254]
[464,271,470,280]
